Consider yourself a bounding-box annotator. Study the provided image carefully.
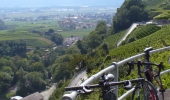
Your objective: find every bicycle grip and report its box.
[65,86,83,91]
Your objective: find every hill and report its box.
[50,0,170,99]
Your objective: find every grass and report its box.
[141,0,169,19]
[1,19,95,48]
[105,29,127,49]
[0,92,15,100]
[58,28,95,38]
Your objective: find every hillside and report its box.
[50,0,170,99]
[145,0,170,20]
[75,23,170,100]
[122,24,161,45]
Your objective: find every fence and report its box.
[62,46,170,100]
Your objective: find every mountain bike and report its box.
[127,47,165,100]
[64,73,159,100]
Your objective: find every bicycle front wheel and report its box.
[104,91,117,100]
[132,81,159,100]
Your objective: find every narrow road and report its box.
[40,84,56,100]
[117,23,139,46]
[69,70,87,86]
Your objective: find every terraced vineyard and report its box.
[123,24,161,44]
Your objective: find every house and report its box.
[21,92,44,100]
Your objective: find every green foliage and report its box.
[83,25,170,99]
[78,21,108,53]
[87,32,103,49]
[76,40,87,54]
[144,0,168,7]
[51,33,64,45]
[162,4,170,10]
[6,92,16,99]
[48,28,54,33]
[52,55,72,82]
[154,13,170,20]
[0,19,6,30]
[105,30,127,49]
[0,72,13,94]
[25,39,52,48]
[49,80,70,100]
[17,71,46,96]
[123,24,161,44]
[30,62,45,73]
[113,0,149,33]
[95,21,107,34]
[66,46,81,54]
[0,40,26,57]
[68,54,88,72]
[87,22,107,49]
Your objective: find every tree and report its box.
[30,62,45,73]
[17,72,46,96]
[0,19,5,30]
[15,58,29,71]
[112,0,149,33]
[0,72,13,93]
[51,33,64,45]
[76,40,87,54]
[66,46,81,54]
[48,28,54,33]
[68,54,87,72]
[96,21,107,34]
[87,33,103,49]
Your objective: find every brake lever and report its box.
[124,80,132,90]
[78,86,93,94]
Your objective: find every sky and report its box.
[0,0,124,7]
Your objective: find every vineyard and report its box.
[77,25,170,99]
[123,24,161,44]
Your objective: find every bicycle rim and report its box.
[143,81,159,100]
[132,81,159,100]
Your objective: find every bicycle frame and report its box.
[146,69,164,92]
[144,47,165,92]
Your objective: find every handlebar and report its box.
[127,61,164,77]
[65,78,145,92]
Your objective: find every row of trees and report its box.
[0,41,26,57]
[0,46,52,97]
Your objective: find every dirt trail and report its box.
[40,85,56,100]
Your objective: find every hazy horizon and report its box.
[0,0,124,7]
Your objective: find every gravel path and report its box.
[117,23,139,46]
[40,85,56,100]
[69,71,87,86]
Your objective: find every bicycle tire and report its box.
[132,81,159,100]
[104,91,117,100]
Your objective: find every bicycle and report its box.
[127,47,165,100]
[64,73,159,100]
